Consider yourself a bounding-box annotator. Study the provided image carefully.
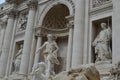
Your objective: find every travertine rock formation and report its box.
[52,64,100,80]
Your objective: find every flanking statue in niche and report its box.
[13,44,23,73]
[92,23,112,63]
[36,34,60,80]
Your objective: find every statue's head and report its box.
[20,44,23,49]
[47,34,53,41]
[101,23,107,29]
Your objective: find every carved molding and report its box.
[91,0,112,8]
[41,0,75,15]
[67,0,75,14]
[90,0,113,12]
[6,0,27,4]
[66,15,74,29]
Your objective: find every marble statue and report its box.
[13,44,23,73]
[52,64,100,80]
[18,14,27,31]
[92,23,112,62]
[31,62,46,80]
[36,34,60,79]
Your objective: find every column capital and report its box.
[7,9,18,19]
[66,15,74,22]
[66,15,74,29]
[27,0,38,10]
[0,22,7,29]
[0,19,7,29]
[67,21,74,29]
[35,29,43,37]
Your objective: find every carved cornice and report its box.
[67,0,75,14]
[27,0,38,10]
[6,0,27,4]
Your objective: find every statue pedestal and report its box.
[95,61,112,76]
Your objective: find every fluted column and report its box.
[32,31,42,80]
[112,0,120,64]
[33,32,42,66]
[0,10,16,78]
[66,15,74,71]
[0,22,6,56]
[28,36,37,73]
[72,0,85,68]
[19,0,38,75]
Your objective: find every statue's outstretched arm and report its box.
[36,42,46,53]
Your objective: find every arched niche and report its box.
[39,4,70,73]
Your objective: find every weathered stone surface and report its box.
[0,0,120,80]
[52,64,100,80]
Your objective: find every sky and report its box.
[0,0,5,4]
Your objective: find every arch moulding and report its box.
[38,0,75,26]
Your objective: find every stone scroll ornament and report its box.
[92,22,112,63]
[35,34,60,80]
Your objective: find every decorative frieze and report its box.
[6,0,27,4]
[90,0,112,11]
[92,0,112,8]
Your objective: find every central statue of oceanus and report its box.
[35,34,60,79]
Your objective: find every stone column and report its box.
[72,0,85,68]
[33,32,42,66]
[83,0,90,64]
[19,0,38,75]
[28,36,37,73]
[4,14,18,79]
[0,10,16,78]
[32,31,42,80]
[0,22,6,56]
[66,15,74,71]
[112,0,120,64]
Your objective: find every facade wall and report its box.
[0,0,119,80]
